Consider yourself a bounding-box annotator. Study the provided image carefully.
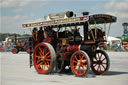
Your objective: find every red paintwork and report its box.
[43,37,53,44]
[26,48,30,53]
[62,52,71,61]
[123,42,128,45]
[98,42,105,45]
[0,48,4,51]
[67,45,79,52]
[61,45,79,52]
[59,45,80,61]
[12,48,17,53]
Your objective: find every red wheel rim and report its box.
[26,48,30,53]
[33,44,52,74]
[12,49,17,53]
[92,51,108,74]
[71,52,89,77]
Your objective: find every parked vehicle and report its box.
[22,11,117,77]
[11,36,30,54]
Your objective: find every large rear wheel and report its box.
[91,50,110,75]
[33,43,56,74]
[70,50,90,77]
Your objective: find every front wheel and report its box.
[91,50,110,75]
[70,50,90,77]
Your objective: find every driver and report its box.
[44,26,57,47]
[37,26,44,43]
[32,27,38,47]
[32,27,38,41]
[44,26,56,37]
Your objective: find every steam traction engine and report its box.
[22,11,117,77]
[121,22,128,51]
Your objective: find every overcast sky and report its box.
[0,0,128,37]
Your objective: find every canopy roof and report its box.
[22,14,117,28]
[22,16,89,28]
[107,36,121,42]
[89,14,117,24]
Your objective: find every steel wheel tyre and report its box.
[91,50,110,75]
[33,43,56,74]
[70,50,90,77]
[11,48,18,54]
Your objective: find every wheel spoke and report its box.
[43,61,47,70]
[93,61,97,64]
[36,55,40,58]
[42,49,45,56]
[81,56,84,60]
[97,53,102,60]
[97,53,100,59]
[101,64,106,70]
[80,55,84,61]
[79,66,82,74]
[44,61,49,69]
[74,56,78,61]
[99,65,101,72]
[39,52,43,57]
[39,47,44,56]
[73,65,77,68]
[102,62,107,64]
[77,66,80,73]
[93,63,98,67]
[37,62,43,69]
[37,64,40,69]
[45,59,51,61]
[79,54,81,60]
[37,59,41,64]
[46,61,50,66]
[97,65,102,72]
[99,53,102,60]
[102,58,106,62]
[45,52,50,56]
[84,65,87,68]
[81,64,87,69]
[83,59,87,63]
[81,65,86,72]
[97,65,100,71]
[73,60,77,63]
[44,55,51,60]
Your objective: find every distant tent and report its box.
[107,36,121,48]
[107,36,121,42]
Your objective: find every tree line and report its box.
[0,33,31,42]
